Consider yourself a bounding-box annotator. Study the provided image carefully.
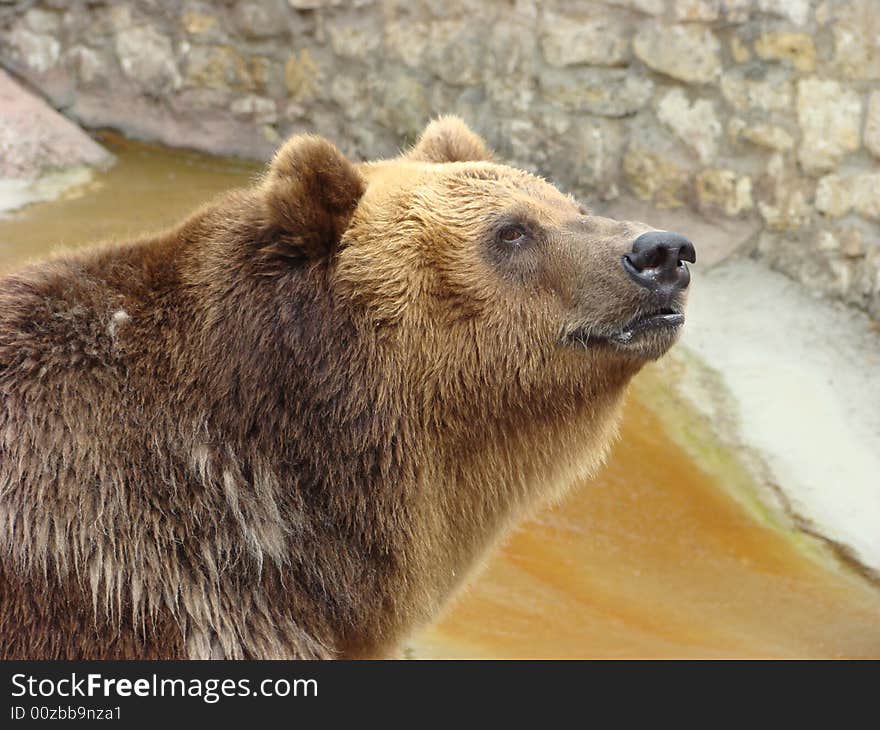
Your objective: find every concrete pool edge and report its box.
[637,264,880,586]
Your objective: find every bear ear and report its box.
[261,134,366,260]
[407,116,494,164]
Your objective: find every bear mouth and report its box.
[609,307,684,344]
[566,307,685,352]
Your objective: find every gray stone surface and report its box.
[865,92,880,161]
[115,24,182,95]
[0,68,112,181]
[656,88,721,165]
[538,67,653,117]
[796,79,862,176]
[0,68,113,212]
[540,11,630,68]
[633,23,721,84]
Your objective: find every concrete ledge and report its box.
[0,68,113,212]
[675,258,880,577]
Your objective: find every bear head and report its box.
[258,117,695,403]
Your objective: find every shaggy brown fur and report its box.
[0,118,689,659]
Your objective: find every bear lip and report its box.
[565,307,685,350]
[610,308,684,344]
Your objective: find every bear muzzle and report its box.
[563,230,695,360]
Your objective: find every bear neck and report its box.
[178,243,641,656]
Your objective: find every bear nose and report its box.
[622,231,696,293]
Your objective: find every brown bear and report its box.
[0,117,694,659]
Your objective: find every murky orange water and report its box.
[3,134,878,658]
[413,390,880,658]
[0,132,261,270]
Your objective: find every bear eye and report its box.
[498,224,527,245]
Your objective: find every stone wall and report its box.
[1,0,878,316]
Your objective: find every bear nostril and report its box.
[623,231,695,293]
[643,246,668,270]
[679,240,696,265]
